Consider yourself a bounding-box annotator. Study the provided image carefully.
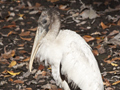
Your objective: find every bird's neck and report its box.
[45,18,60,41]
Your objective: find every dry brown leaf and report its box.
[95,45,101,49]
[2,69,7,74]
[7,70,21,76]
[111,62,118,66]
[75,30,81,33]
[102,31,108,35]
[20,36,32,41]
[18,43,25,47]
[48,67,51,70]
[104,56,120,64]
[112,80,120,85]
[38,64,45,70]
[59,5,66,10]
[117,19,120,26]
[8,78,13,82]
[2,50,15,59]
[8,60,17,68]
[97,39,103,45]
[4,75,11,77]
[92,50,99,56]
[2,24,16,29]
[42,71,47,76]
[0,20,4,22]
[0,59,9,64]
[83,35,95,42]
[19,50,27,54]
[96,36,104,40]
[96,37,104,44]
[19,31,30,36]
[21,57,30,62]
[104,78,111,86]
[108,70,119,74]
[108,30,119,36]
[59,5,70,10]
[47,0,59,3]
[107,23,116,26]
[18,14,24,18]
[104,55,111,63]
[109,45,116,48]
[27,22,32,24]
[96,37,101,40]
[28,27,37,31]
[14,56,21,60]
[111,57,120,62]
[35,3,41,7]
[26,88,32,90]
[104,0,111,5]
[7,31,17,37]
[11,50,15,57]
[93,2,101,5]
[104,1,109,5]
[101,22,108,29]
[14,80,24,84]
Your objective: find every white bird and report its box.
[29,8,104,90]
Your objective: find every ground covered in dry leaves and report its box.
[0,0,120,90]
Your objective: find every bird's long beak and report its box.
[29,26,47,72]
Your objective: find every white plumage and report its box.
[29,8,104,90]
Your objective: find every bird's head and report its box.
[38,8,60,32]
[29,8,60,72]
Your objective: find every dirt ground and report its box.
[0,0,120,90]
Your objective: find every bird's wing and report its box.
[58,30,103,90]
[60,62,82,90]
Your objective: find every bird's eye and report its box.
[42,19,47,24]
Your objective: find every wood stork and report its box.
[29,8,104,90]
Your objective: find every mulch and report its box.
[0,0,120,90]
